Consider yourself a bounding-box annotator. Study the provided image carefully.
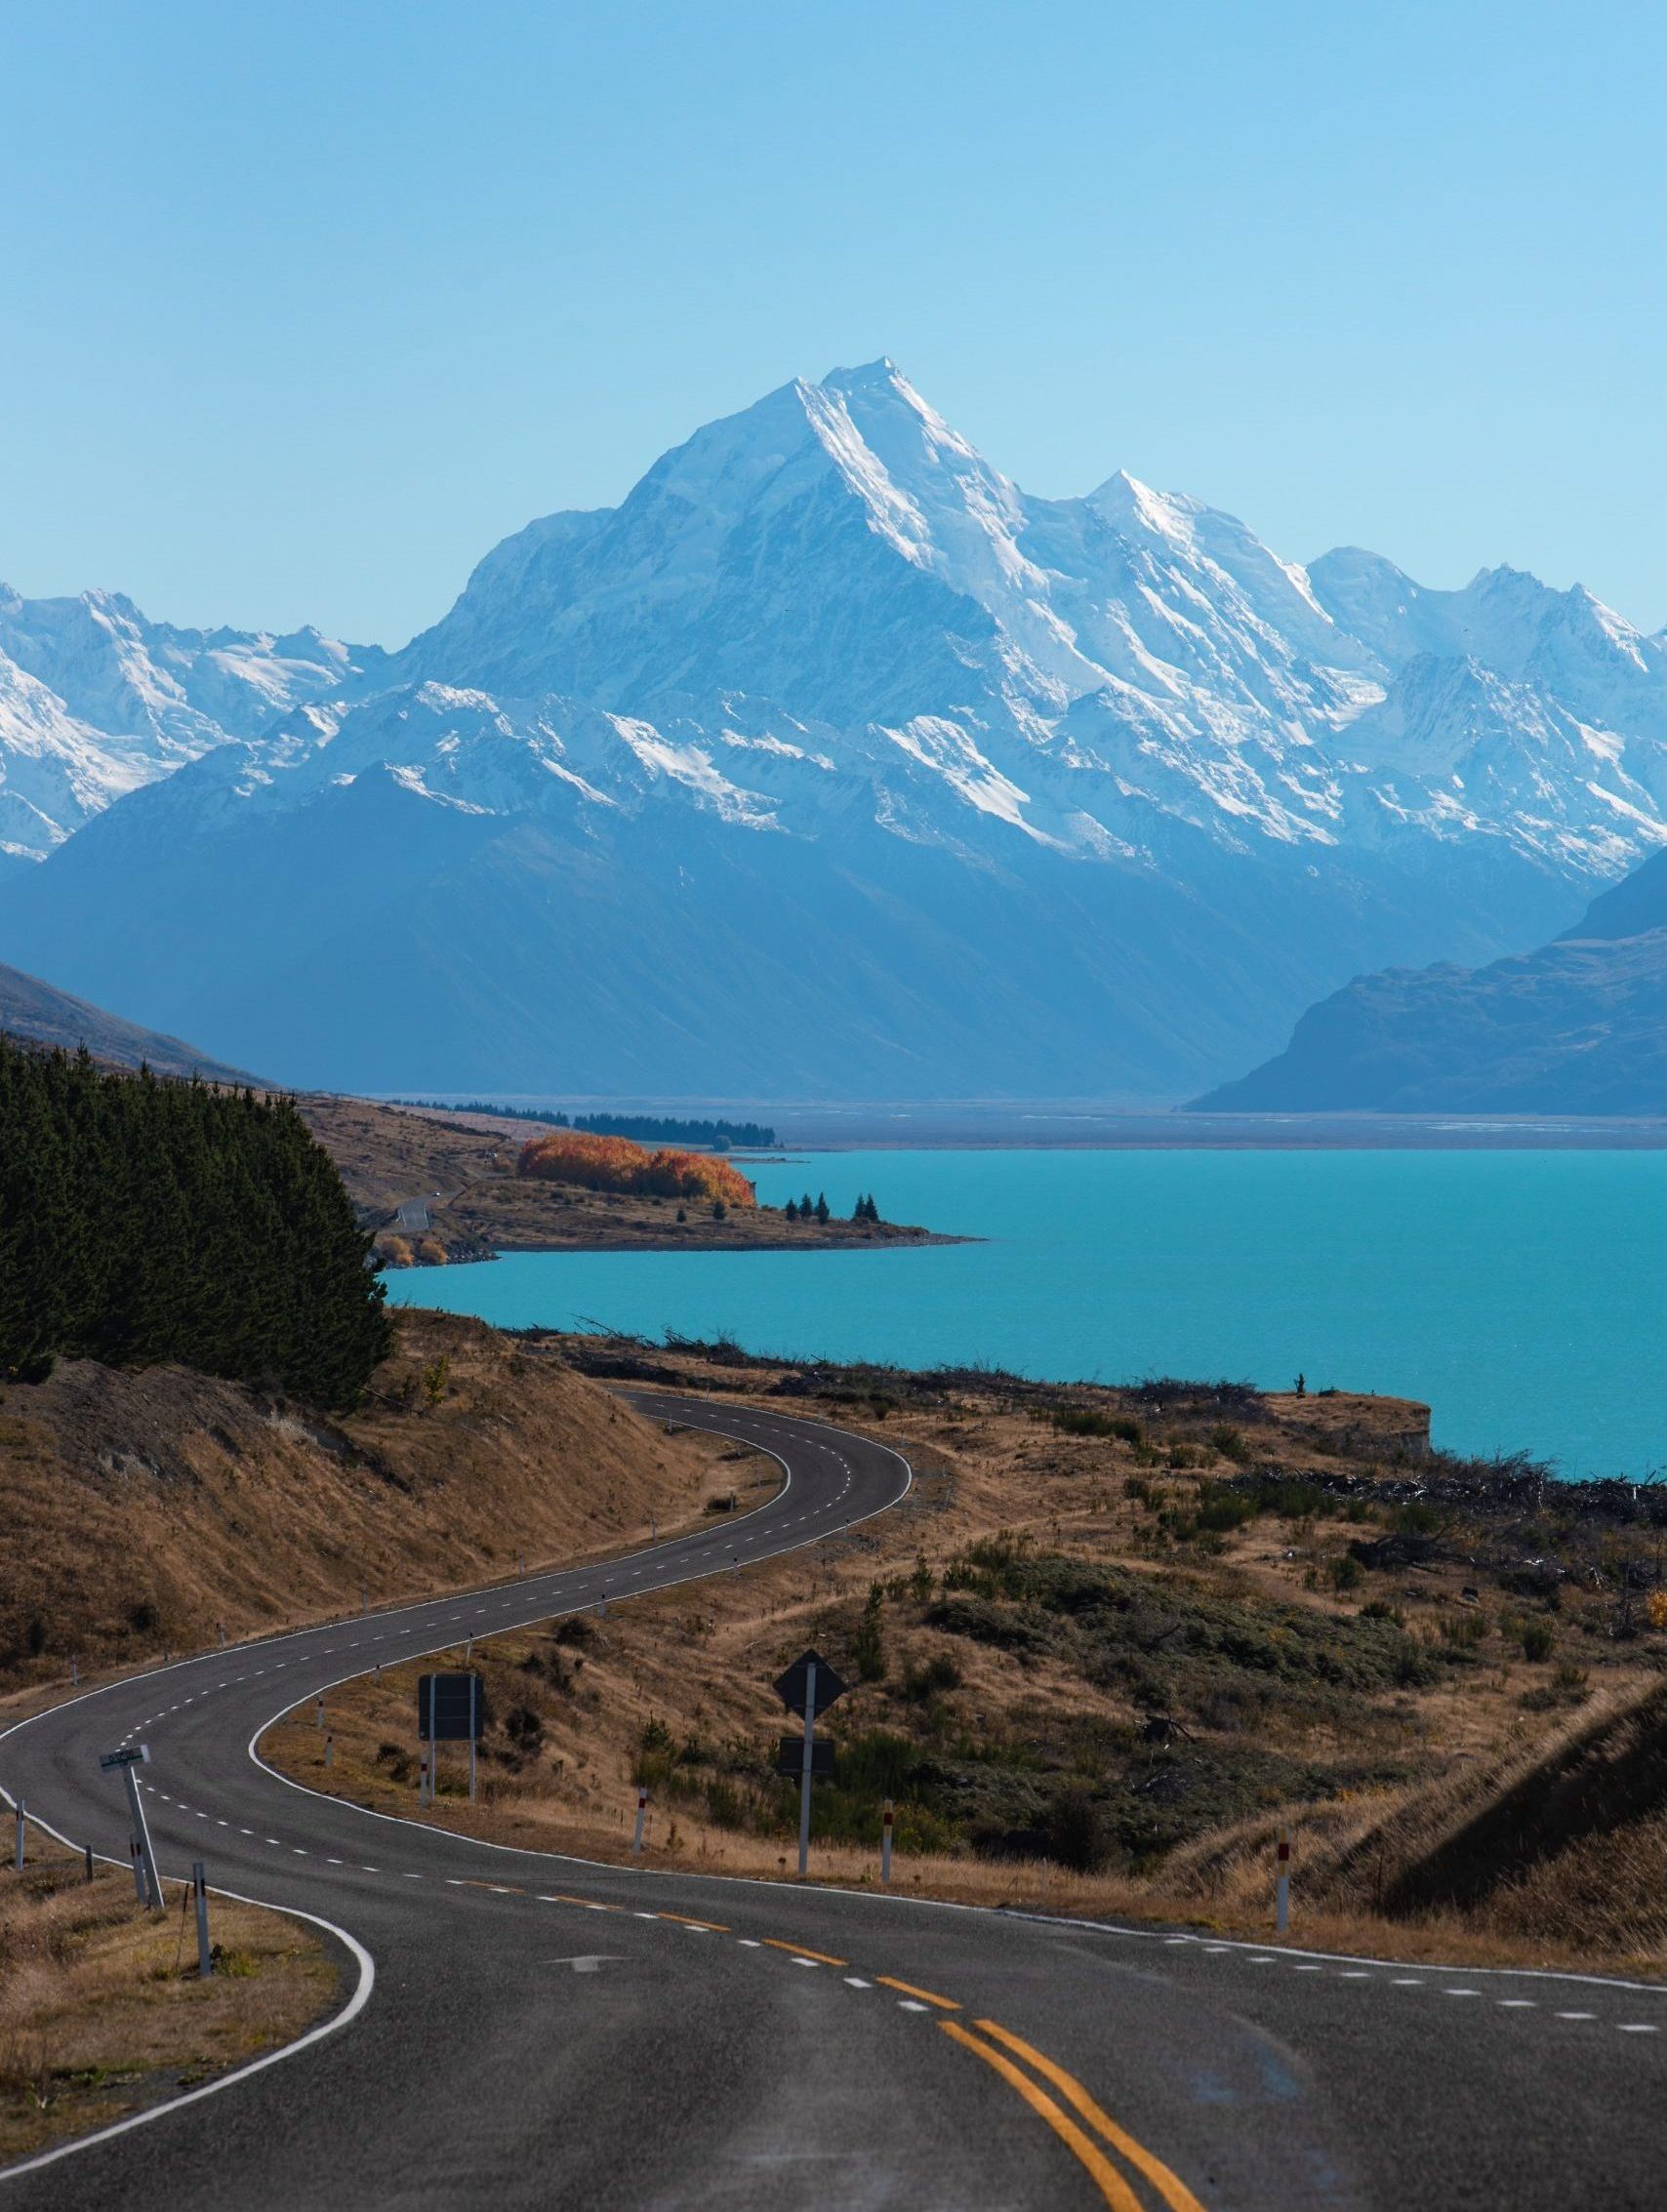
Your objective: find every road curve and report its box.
[2,1391,1662,2211]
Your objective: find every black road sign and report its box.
[776,1736,835,1779]
[773,1649,848,1717]
[417,1672,486,1741]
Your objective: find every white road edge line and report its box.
[220,1401,1667,2004]
[0,1827,374,2188]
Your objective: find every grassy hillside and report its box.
[0,1311,757,1696]
[265,1335,1667,1974]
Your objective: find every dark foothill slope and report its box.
[0,958,263,1084]
[1191,850,1666,1116]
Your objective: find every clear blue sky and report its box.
[4,1,1660,644]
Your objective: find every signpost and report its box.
[417,1672,485,1803]
[101,1745,161,1908]
[773,1650,847,1876]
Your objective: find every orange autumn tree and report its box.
[516,1128,756,1209]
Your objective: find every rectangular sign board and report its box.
[417,1672,485,1741]
[100,1745,149,1769]
[776,1736,835,1779]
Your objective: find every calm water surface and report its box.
[387,1148,1666,1480]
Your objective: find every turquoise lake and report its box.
[386,1148,1666,1480]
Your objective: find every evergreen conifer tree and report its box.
[0,1037,390,1407]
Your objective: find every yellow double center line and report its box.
[941,2018,1206,2212]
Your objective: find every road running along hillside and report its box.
[2,1392,1662,2211]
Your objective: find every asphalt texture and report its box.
[2,1391,1663,2210]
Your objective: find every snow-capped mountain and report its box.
[1,363,1659,1098]
[0,583,384,860]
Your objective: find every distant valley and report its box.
[2,363,1661,1101]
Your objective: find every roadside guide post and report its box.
[798,1662,816,1876]
[773,1651,848,1879]
[1276,1825,1291,1934]
[192,1861,213,1977]
[633,1786,648,1855]
[881,1797,893,1887]
[101,1745,161,1908]
[13,1801,23,1870]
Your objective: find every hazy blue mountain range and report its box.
[0,957,262,1084]
[1,362,1660,1099]
[1192,850,1665,1116]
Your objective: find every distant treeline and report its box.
[1,1038,391,1407]
[393,1100,779,1149]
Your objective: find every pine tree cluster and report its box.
[0,1039,392,1407]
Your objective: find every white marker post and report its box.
[881,1797,893,1887]
[13,1801,23,1871]
[192,1861,213,1977]
[325,1736,335,1771]
[632,1786,648,1856]
[797,1659,818,1878]
[315,1695,326,1729]
[102,1746,161,1908]
[1276,1824,1291,1934]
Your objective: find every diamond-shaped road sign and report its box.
[773,1650,848,1718]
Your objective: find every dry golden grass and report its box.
[0,1838,335,2164]
[0,1312,751,1702]
[264,1354,1667,1980]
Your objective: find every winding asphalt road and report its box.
[3,1392,1663,2209]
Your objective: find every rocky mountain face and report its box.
[1,363,1659,1098]
[1191,851,1665,1116]
[0,583,384,862]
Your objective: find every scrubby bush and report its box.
[518,1129,755,1209]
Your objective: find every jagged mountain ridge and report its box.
[1,362,1660,1097]
[0,583,385,861]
